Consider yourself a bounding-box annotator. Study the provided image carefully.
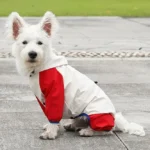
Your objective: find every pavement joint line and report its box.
[1,51,150,58]
[124,18,150,28]
[114,132,129,150]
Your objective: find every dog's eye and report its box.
[37,41,43,45]
[22,41,28,45]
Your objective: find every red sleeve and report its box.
[39,68,64,123]
[89,113,114,131]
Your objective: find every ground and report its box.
[1,0,150,16]
[0,17,150,149]
[0,58,150,150]
[2,17,150,53]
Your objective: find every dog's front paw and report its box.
[40,131,57,140]
[43,124,49,130]
[79,127,94,137]
[40,123,60,140]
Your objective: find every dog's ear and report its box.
[40,11,59,36]
[6,12,26,40]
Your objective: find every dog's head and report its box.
[6,11,58,74]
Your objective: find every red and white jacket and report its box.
[29,55,116,131]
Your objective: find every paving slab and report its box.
[115,131,150,150]
[0,101,39,112]
[127,18,150,27]
[1,17,150,53]
[0,112,46,130]
[0,83,150,113]
[1,58,150,84]
[0,58,150,149]
[0,130,126,150]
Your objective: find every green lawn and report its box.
[1,0,150,17]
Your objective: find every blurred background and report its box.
[1,0,150,17]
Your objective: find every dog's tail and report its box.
[113,112,145,136]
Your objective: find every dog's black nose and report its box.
[28,51,37,59]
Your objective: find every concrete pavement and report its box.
[0,17,150,150]
[0,58,150,150]
[1,17,150,53]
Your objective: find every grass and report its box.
[1,0,150,17]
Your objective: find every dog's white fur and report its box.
[7,11,145,139]
[6,12,58,76]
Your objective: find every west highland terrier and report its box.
[6,11,145,140]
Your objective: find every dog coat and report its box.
[32,55,116,131]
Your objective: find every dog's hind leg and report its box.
[79,126,94,136]
[79,112,146,137]
[113,112,145,136]
[79,126,113,137]
[78,113,114,136]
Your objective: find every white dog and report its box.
[7,11,145,140]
